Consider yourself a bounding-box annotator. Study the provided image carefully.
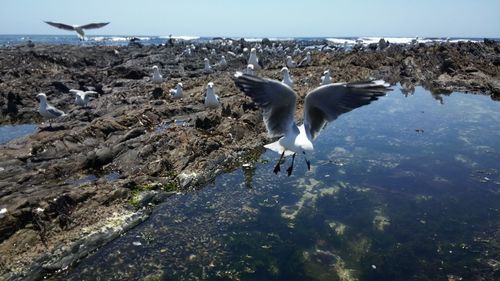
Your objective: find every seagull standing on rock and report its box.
[298,51,312,67]
[44,21,110,40]
[248,48,262,70]
[36,93,65,126]
[183,45,192,56]
[204,82,220,108]
[204,58,214,74]
[244,64,255,75]
[234,72,391,176]
[69,89,97,107]
[286,56,297,68]
[170,83,183,99]
[152,65,163,85]
[218,55,227,66]
[321,70,333,85]
[280,67,294,88]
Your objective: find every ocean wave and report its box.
[242,37,295,42]
[326,38,357,45]
[159,35,200,41]
[327,37,481,46]
[91,36,154,42]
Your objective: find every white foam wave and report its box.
[160,35,200,41]
[326,38,357,45]
[242,37,295,42]
[327,37,481,46]
[91,36,153,42]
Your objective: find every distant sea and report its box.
[0,34,496,47]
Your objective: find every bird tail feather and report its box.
[264,141,294,156]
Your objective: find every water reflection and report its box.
[0,124,36,144]
[54,87,499,281]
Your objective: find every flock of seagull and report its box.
[36,28,391,175]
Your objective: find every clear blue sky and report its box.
[1,0,499,37]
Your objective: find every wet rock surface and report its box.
[0,40,499,279]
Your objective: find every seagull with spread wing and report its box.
[44,21,110,40]
[69,89,97,107]
[234,72,391,176]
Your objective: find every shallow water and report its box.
[64,171,122,187]
[0,124,36,144]
[54,87,499,281]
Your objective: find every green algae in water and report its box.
[52,87,500,281]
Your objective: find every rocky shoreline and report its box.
[0,39,499,279]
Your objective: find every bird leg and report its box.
[286,153,296,176]
[303,151,311,171]
[273,151,286,174]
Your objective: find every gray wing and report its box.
[80,22,110,30]
[46,106,65,117]
[304,80,391,140]
[298,57,308,67]
[234,72,298,137]
[44,21,75,31]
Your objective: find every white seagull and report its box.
[298,51,312,67]
[152,65,163,85]
[36,93,65,125]
[69,89,97,107]
[248,48,262,70]
[280,67,294,88]
[184,45,192,56]
[244,64,255,75]
[204,82,220,108]
[234,72,391,175]
[218,55,227,66]
[170,82,183,99]
[44,21,110,40]
[204,58,214,74]
[320,70,333,85]
[286,56,297,68]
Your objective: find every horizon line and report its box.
[0,33,499,39]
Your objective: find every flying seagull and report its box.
[44,21,110,40]
[234,72,391,176]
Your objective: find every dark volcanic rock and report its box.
[51,81,70,93]
[195,113,222,130]
[483,38,497,46]
[4,92,20,116]
[83,145,124,170]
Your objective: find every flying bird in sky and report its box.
[44,21,110,40]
